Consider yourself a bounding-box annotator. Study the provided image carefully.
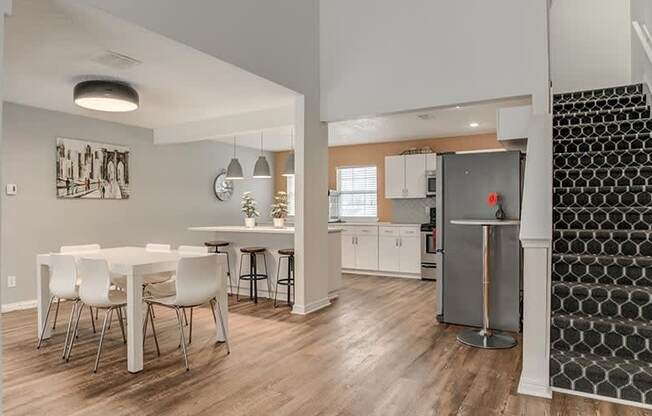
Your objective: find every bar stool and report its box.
[274,248,295,308]
[237,247,269,303]
[205,241,233,293]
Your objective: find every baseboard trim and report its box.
[292,297,331,315]
[517,377,552,399]
[2,299,37,313]
[342,269,422,280]
[551,387,652,410]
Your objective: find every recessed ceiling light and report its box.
[469,122,479,128]
[74,80,139,112]
[455,106,462,109]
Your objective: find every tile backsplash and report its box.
[390,197,436,224]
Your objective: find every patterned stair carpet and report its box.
[550,83,652,405]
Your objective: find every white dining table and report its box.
[36,246,229,373]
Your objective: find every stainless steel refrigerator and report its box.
[435,151,522,332]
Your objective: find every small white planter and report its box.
[244,217,256,228]
[273,218,285,228]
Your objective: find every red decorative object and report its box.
[487,192,498,207]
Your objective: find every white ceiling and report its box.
[3,0,297,129]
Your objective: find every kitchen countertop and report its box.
[189,225,343,234]
[331,222,421,227]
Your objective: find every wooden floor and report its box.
[3,274,652,416]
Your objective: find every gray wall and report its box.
[1,102,274,305]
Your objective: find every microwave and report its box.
[426,170,436,196]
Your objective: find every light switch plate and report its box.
[6,184,17,195]
[7,276,16,288]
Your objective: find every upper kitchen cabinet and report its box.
[385,153,431,199]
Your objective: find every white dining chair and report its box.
[178,245,210,255]
[37,254,96,356]
[66,258,127,373]
[144,254,229,371]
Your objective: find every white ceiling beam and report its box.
[153,105,295,145]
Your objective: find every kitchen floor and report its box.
[3,275,647,415]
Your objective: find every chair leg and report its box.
[89,307,96,334]
[183,308,188,326]
[37,296,55,349]
[65,303,85,362]
[236,254,244,302]
[274,257,282,308]
[93,308,113,373]
[223,250,234,295]
[263,252,271,297]
[175,308,190,371]
[211,298,231,354]
[142,303,151,347]
[116,306,126,344]
[148,304,160,356]
[61,300,77,358]
[95,307,99,320]
[52,298,61,330]
[189,307,193,345]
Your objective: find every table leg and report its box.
[36,262,52,340]
[126,271,144,373]
[457,224,516,349]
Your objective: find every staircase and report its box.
[550,83,652,405]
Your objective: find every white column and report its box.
[292,95,330,315]
[518,242,553,399]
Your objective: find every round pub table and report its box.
[450,219,520,349]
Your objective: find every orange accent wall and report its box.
[274,133,505,222]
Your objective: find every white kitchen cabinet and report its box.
[384,154,427,199]
[404,154,426,198]
[398,235,421,274]
[378,235,400,272]
[384,155,405,198]
[356,234,379,270]
[341,233,357,269]
[426,153,437,171]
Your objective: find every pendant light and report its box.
[282,128,295,177]
[74,80,139,112]
[225,136,244,180]
[253,131,272,178]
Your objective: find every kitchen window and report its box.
[337,166,377,218]
[286,175,295,216]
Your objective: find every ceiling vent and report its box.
[95,50,142,70]
[416,113,435,120]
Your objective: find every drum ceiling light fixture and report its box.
[74,80,139,112]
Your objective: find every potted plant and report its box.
[486,192,505,220]
[241,192,259,228]
[270,191,288,228]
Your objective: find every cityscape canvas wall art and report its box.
[56,137,130,199]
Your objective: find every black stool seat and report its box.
[205,241,230,248]
[241,247,266,254]
[278,248,295,256]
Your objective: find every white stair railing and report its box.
[633,20,652,94]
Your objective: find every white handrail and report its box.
[633,21,652,66]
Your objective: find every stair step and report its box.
[554,94,647,115]
[552,253,652,287]
[553,148,652,170]
[554,185,652,208]
[552,281,652,321]
[554,106,650,128]
[553,229,652,257]
[550,349,652,404]
[554,206,652,231]
[552,313,652,361]
[553,166,652,188]
[554,133,652,155]
[554,119,652,141]
[553,84,644,104]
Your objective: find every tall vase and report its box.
[494,204,505,220]
[245,217,256,228]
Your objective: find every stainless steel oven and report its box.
[426,171,437,196]
[421,227,437,280]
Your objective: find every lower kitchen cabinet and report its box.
[341,224,421,277]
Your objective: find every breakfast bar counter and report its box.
[188,225,342,302]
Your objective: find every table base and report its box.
[457,329,517,349]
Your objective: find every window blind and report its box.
[337,166,377,217]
